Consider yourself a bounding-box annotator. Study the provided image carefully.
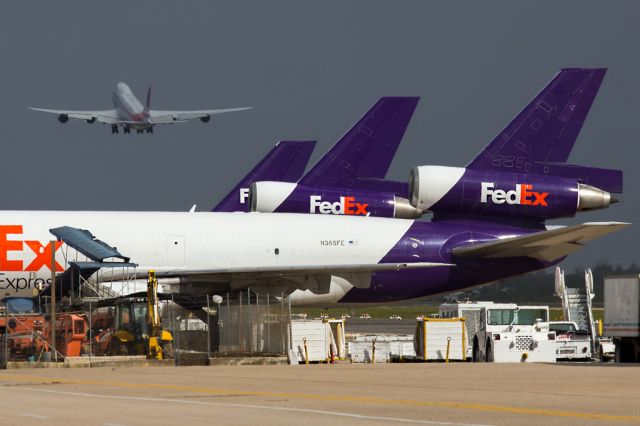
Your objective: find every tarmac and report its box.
[0,363,639,426]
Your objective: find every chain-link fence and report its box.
[0,290,292,368]
[217,291,290,355]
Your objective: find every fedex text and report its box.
[480,182,549,206]
[310,196,369,216]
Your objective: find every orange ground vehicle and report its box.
[1,297,90,360]
[55,313,89,357]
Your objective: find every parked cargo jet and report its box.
[217,97,419,214]
[29,82,251,134]
[249,97,421,218]
[0,68,628,307]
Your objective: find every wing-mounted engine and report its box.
[249,181,422,219]
[409,165,619,221]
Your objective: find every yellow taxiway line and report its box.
[1,373,638,423]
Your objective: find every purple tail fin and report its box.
[299,97,419,189]
[212,141,316,212]
[468,68,607,169]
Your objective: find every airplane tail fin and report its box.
[465,68,621,193]
[298,97,419,192]
[144,87,151,117]
[212,141,316,212]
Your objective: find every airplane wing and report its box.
[135,261,452,290]
[452,222,629,262]
[29,107,121,124]
[149,107,252,124]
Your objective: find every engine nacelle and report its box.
[58,114,69,123]
[250,181,422,219]
[409,165,616,220]
[200,114,211,123]
[86,117,96,124]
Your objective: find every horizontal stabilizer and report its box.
[529,162,623,193]
[350,178,409,198]
[452,222,629,262]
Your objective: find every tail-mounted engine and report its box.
[249,181,422,219]
[409,165,618,220]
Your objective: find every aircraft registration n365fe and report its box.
[29,82,251,134]
[2,69,628,306]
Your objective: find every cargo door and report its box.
[167,235,185,266]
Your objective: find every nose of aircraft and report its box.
[116,82,132,93]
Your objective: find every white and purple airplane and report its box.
[29,82,251,134]
[2,69,627,308]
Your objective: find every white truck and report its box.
[604,275,640,363]
[549,321,591,361]
[440,302,557,362]
[473,304,556,362]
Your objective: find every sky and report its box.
[0,1,637,269]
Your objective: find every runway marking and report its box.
[2,374,639,423]
[11,387,490,426]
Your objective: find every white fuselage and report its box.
[0,211,413,302]
[111,82,147,127]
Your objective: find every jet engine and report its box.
[250,181,422,218]
[409,165,617,220]
[200,114,211,123]
[86,117,96,124]
[58,114,69,123]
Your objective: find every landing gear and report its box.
[111,124,119,134]
[146,126,153,134]
[123,126,131,134]
[137,129,144,134]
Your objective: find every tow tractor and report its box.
[108,271,174,359]
[467,303,556,363]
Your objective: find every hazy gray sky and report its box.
[0,1,637,268]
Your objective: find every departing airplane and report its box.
[29,82,251,134]
[0,68,627,308]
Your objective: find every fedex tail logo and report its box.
[239,188,249,204]
[480,182,548,206]
[0,225,64,272]
[310,196,369,216]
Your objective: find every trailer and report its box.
[414,318,466,361]
[604,275,640,363]
[290,319,339,363]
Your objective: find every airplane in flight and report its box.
[0,69,627,308]
[29,82,251,134]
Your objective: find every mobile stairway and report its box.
[554,267,614,359]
